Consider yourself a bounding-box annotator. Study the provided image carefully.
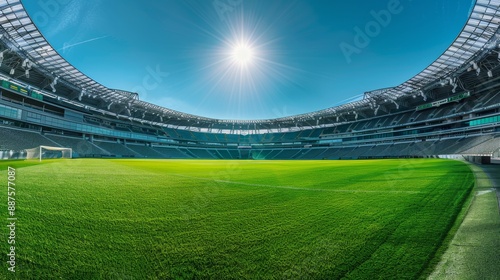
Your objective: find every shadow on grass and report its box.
[0,159,59,170]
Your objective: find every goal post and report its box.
[493,147,500,159]
[25,146,72,161]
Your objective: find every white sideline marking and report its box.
[476,189,494,196]
[166,173,421,194]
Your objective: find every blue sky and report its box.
[23,0,474,120]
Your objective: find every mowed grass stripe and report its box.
[131,170,422,193]
[0,159,473,279]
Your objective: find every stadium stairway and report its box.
[209,149,225,159]
[178,148,197,158]
[40,133,65,148]
[93,141,138,157]
[295,148,328,159]
[44,134,106,157]
[126,144,166,158]
[151,146,193,159]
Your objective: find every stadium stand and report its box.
[459,136,500,155]
[151,146,193,158]
[187,148,217,159]
[92,141,133,157]
[226,149,240,159]
[0,0,499,161]
[0,126,58,150]
[126,143,165,158]
[273,149,303,159]
[213,149,231,159]
[296,148,328,159]
[44,134,106,157]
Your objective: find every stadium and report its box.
[0,0,499,279]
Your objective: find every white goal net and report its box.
[25,146,72,161]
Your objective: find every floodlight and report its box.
[79,89,86,101]
[0,50,7,67]
[390,99,400,110]
[447,77,455,85]
[22,59,32,78]
[470,62,481,76]
[50,77,59,92]
[419,90,427,101]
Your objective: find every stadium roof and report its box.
[0,0,500,132]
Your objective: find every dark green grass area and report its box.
[0,159,473,279]
[0,160,43,171]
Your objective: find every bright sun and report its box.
[231,43,254,66]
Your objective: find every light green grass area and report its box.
[0,159,474,279]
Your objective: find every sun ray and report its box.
[173,1,309,119]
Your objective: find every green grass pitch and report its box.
[0,158,474,279]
